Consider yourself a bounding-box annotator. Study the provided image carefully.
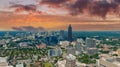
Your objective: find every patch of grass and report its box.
[44,62,53,67]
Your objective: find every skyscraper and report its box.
[68,24,72,42]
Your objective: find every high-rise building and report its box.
[66,54,76,67]
[86,38,96,48]
[75,42,82,53]
[60,30,65,37]
[68,24,72,42]
[59,30,65,41]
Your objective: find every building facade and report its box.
[66,54,76,67]
[68,24,72,42]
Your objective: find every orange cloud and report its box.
[0,11,120,31]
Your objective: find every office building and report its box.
[87,48,98,55]
[68,24,72,42]
[75,42,82,53]
[48,48,62,57]
[59,30,65,41]
[86,38,96,48]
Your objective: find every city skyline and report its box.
[0,0,120,31]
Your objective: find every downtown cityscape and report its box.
[1,0,120,67]
[0,25,120,67]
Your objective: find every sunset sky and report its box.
[0,0,120,31]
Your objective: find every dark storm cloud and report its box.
[12,26,45,31]
[89,0,118,18]
[41,0,68,5]
[41,0,120,18]
[68,0,90,15]
[115,0,120,3]
[69,0,120,18]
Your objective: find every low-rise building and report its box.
[16,64,24,67]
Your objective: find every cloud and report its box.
[68,0,120,18]
[41,0,69,7]
[1,9,120,31]
[12,26,45,31]
[68,0,90,15]
[89,0,118,18]
[115,0,120,3]
[40,0,120,18]
[10,4,42,14]
[53,24,120,31]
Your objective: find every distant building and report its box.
[45,36,59,45]
[4,32,11,37]
[71,42,76,47]
[103,45,109,51]
[59,41,70,47]
[2,66,13,67]
[68,24,72,42]
[66,54,76,67]
[0,40,6,45]
[77,38,84,43]
[66,46,75,55]
[112,38,119,41]
[87,48,98,55]
[57,60,66,67]
[19,42,28,48]
[48,48,62,57]
[86,38,96,48]
[100,57,120,67]
[36,42,46,49]
[59,30,65,41]
[117,48,120,56]
[27,35,35,40]
[0,57,7,63]
[16,64,24,67]
[0,57,13,67]
[75,42,82,53]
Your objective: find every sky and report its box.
[0,0,120,31]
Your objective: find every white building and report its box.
[0,57,7,63]
[0,57,13,67]
[57,60,66,67]
[59,41,69,47]
[16,64,24,67]
[77,38,84,43]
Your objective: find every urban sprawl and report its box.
[0,25,120,67]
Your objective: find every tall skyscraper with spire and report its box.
[68,24,72,42]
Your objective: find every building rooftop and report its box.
[66,54,76,60]
[16,64,24,67]
[0,57,7,63]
